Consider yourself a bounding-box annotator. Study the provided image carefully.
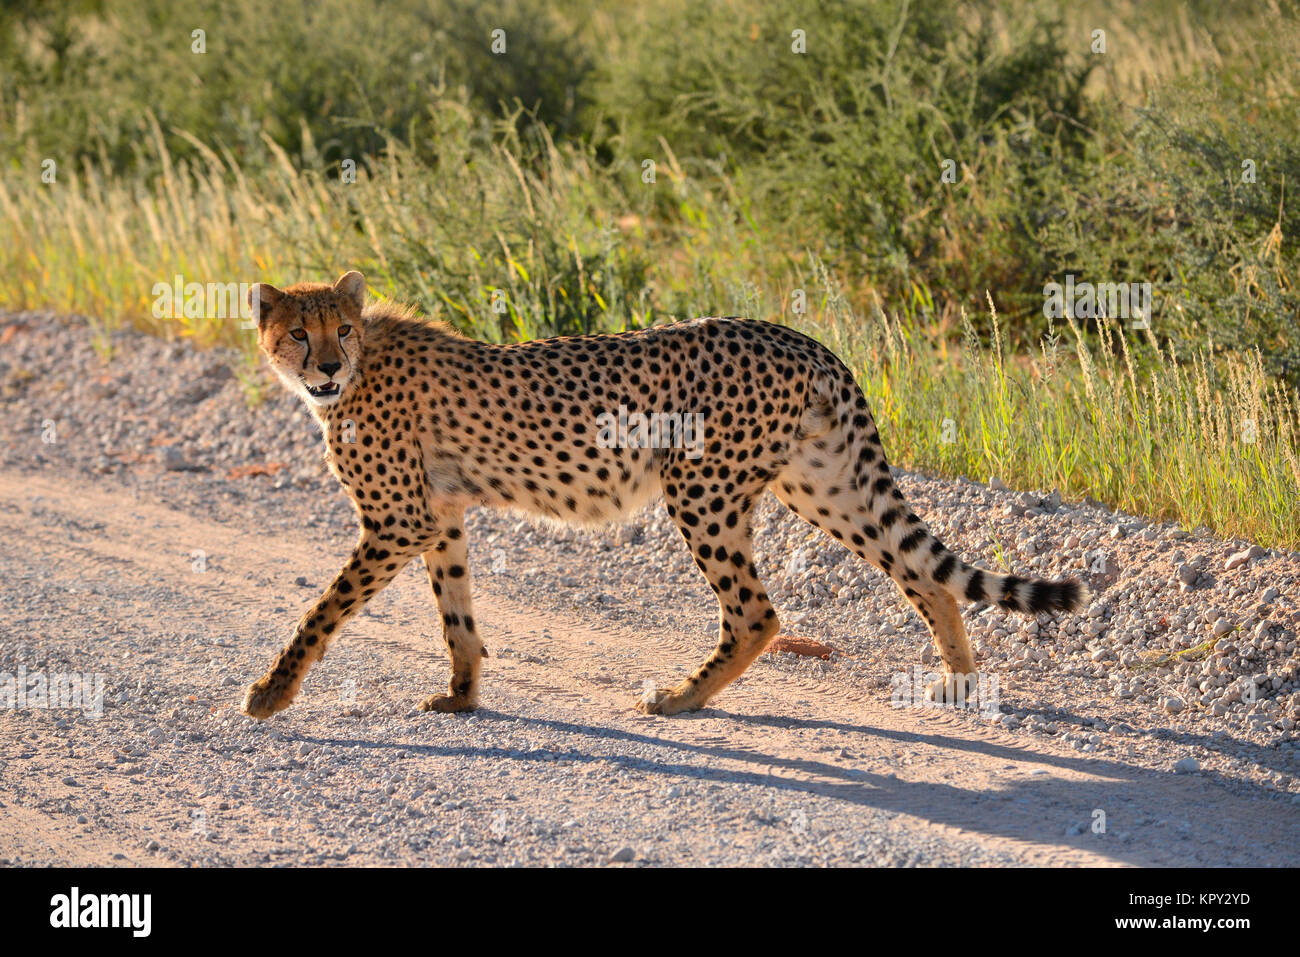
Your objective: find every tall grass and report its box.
[3,124,1298,548]
[822,292,1300,548]
[0,108,655,349]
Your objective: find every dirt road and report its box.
[3,466,1296,867]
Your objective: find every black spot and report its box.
[898,529,927,553]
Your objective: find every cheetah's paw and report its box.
[241,675,295,720]
[924,672,979,708]
[419,693,477,713]
[635,682,701,716]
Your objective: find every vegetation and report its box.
[1,0,1298,545]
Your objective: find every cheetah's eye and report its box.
[338,325,352,339]
[290,329,308,342]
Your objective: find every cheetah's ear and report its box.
[334,270,366,312]
[248,283,284,327]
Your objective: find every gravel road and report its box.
[2,310,1299,866]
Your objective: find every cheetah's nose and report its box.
[318,361,342,377]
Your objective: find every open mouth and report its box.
[306,382,340,399]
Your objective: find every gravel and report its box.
[2,308,1299,866]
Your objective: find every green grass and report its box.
[834,295,1300,548]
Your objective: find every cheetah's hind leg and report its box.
[771,433,981,709]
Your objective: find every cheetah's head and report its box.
[250,271,366,408]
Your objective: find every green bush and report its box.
[0,0,596,174]
[593,0,1096,328]
[1038,81,1300,379]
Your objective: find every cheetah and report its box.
[241,271,1084,719]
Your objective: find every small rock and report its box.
[1174,757,1200,773]
[1224,545,1264,571]
[609,846,636,863]
[990,476,1009,492]
[159,445,197,471]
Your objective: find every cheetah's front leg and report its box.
[418,509,486,713]
[242,531,424,719]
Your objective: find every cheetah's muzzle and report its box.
[243,270,1086,721]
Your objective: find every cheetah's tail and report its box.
[928,546,1089,616]
[824,368,1089,617]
